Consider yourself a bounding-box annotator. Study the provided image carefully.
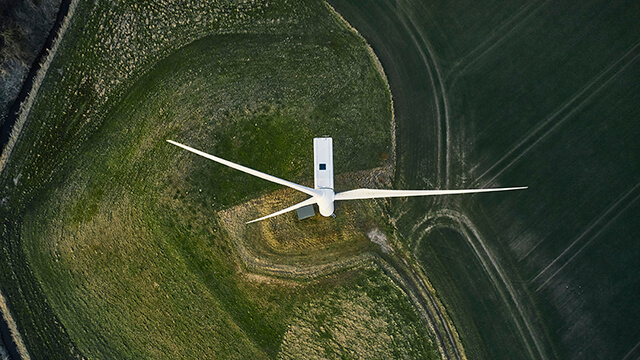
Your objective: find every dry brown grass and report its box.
[278,267,435,359]
[218,167,395,277]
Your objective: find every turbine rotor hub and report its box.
[316,188,335,217]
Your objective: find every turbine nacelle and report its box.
[167,138,527,224]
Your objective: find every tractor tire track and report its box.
[622,339,640,360]
[375,252,464,360]
[452,0,549,76]
[392,2,450,189]
[532,182,640,292]
[474,41,640,187]
[412,209,549,360]
[219,192,464,360]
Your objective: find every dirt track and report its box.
[327,1,465,358]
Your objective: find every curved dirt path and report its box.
[411,209,548,360]
[220,213,465,360]
[328,0,448,192]
[219,168,465,359]
[325,1,466,358]
[215,3,467,357]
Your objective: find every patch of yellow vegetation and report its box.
[222,188,363,252]
[278,279,430,359]
[218,167,394,273]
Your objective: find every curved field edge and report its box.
[325,0,553,359]
[0,1,444,359]
[412,210,547,359]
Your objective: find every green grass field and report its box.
[0,0,441,359]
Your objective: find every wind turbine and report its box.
[167,137,527,223]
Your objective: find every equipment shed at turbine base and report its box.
[296,204,316,220]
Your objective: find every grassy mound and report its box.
[0,1,438,359]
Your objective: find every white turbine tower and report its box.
[167,137,527,223]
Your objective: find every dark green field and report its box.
[330,0,640,359]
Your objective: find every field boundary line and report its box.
[0,1,79,358]
[0,290,30,360]
[0,0,80,174]
[324,2,397,169]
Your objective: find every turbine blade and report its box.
[167,140,320,197]
[246,197,317,224]
[334,186,528,200]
